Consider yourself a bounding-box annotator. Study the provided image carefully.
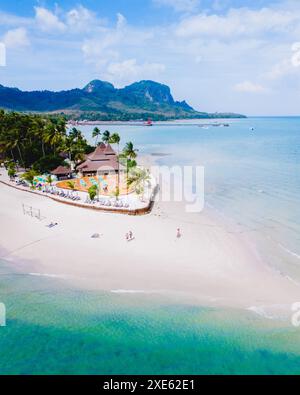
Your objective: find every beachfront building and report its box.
[77,143,123,176]
[51,165,71,180]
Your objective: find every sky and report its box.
[0,0,300,115]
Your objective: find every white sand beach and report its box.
[0,171,299,314]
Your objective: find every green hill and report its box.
[0,80,246,121]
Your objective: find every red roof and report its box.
[51,165,71,175]
[77,144,120,173]
[86,143,106,160]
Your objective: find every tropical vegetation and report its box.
[88,184,98,201]
[0,108,147,200]
[0,110,94,173]
[127,167,151,201]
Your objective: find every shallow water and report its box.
[1,261,300,375]
[1,117,300,374]
[80,117,300,280]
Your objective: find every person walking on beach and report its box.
[176,228,181,238]
[126,231,134,241]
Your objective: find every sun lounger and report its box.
[46,222,58,228]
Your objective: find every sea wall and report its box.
[0,179,158,216]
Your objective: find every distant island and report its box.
[0,80,246,121]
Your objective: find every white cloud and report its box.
[0,11,32,27]
[82,31,121,65]
[116,13,127,29]
[291,41,300,67]
[81,13,128,61]
[176,7,300,38]
[3,28,30,49]
[0,43,5,66]
[153,0,200,13]
[106,59,165,85]
[234,81,267,93]
[267,41,300,79]
[66,6,105,32]
[2,2,300,115]
[34,7,66,33]
[81,13,154,72]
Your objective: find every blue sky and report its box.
[0,0,300,115]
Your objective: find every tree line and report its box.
[0,110,94,173]
[0,110,139,177]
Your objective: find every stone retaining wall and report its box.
[0,179,156,216]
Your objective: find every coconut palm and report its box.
[127,167,151,201]
[34,117,50,158]
[3,128,25,166]
[109,133,121,191]
[92,127,101,146]
[102,130,111,144]
[110,133,120,150]
[123,141,138,160]
[122,142,138,192]
[43,123,64,153]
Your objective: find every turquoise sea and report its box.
[1,117,300,374]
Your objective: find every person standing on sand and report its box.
[176,228,181,238]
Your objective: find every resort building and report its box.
[77,143,123,176]
[51,165,72,180]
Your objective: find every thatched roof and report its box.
[77,144,121,173]
[51,165,71,175]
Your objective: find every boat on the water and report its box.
[144,118,153,126]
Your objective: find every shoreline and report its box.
[0,178,156,216]
[0,156,158,216]
[67,118,245,127]
[1,167,300,319]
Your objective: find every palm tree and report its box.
[123,141,138,160]
[122,142,138,190]
[109,133,121,191]
[102,130,111,144]
[92,127,101,146]
[127,167,151,201]
[110,133,120,150]
[30,118,47,158]
[43,123,64,154]
[4,129,25,166]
